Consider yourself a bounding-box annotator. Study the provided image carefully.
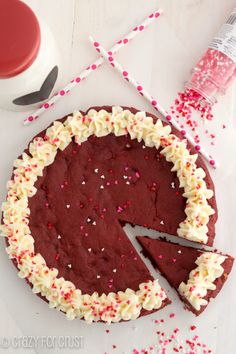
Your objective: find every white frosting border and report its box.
[178,252,226,311]
[0,106,215,322]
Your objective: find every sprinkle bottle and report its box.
[186,8,236,106]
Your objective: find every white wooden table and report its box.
[0,1,236,353]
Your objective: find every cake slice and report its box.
[137,236,234,315]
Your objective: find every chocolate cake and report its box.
[137,236,234,315]
[0,106,218,323]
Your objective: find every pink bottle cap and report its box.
[0,0,41,78]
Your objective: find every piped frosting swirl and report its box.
[178,252,226,311]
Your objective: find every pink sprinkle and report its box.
[76,77,81,83]
[91,64,97,70]
[123,38,128,44]
[60,90,65,96]
[44,103,49,109]
[210,160,215,166]
[94,42,99,47]
[139,25,144,31]
[108,56,113,62]
[55,253,60,261]
[137,85,143,91]
[123,71,128,77]
[117,206,123,213]
[133,350,140,354]
[28,116,33,122]
[169,313,175,318]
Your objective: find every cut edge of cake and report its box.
[137,236,234,315]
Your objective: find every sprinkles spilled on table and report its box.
[103,314,213,354]
[170,89,217,147]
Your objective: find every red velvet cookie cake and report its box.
[0,106,218,323]
[137,236,234,315]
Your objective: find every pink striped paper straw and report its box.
[89,37,218,168]
[24,9,163,125]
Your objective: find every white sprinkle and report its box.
[171,182,175,189]
[113,269,117,273]
[101,248,105,251]
[101,175,105,179]
[160,220,164,225]
[66,204,70,208]
[57,235,61,239]
[92,221,96,226]
[123,175,128,179]
[126,181,130,185]
[87,218,91,223]
[68,264,72,268]
[178,250,182,254]
[97,275,101,279]
[142,145,146,149]
[94,168,99,173]
[82,181,85,185]
[88,248,92,252]
[100,185,104,189]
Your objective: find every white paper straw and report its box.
[24,9,163,125]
